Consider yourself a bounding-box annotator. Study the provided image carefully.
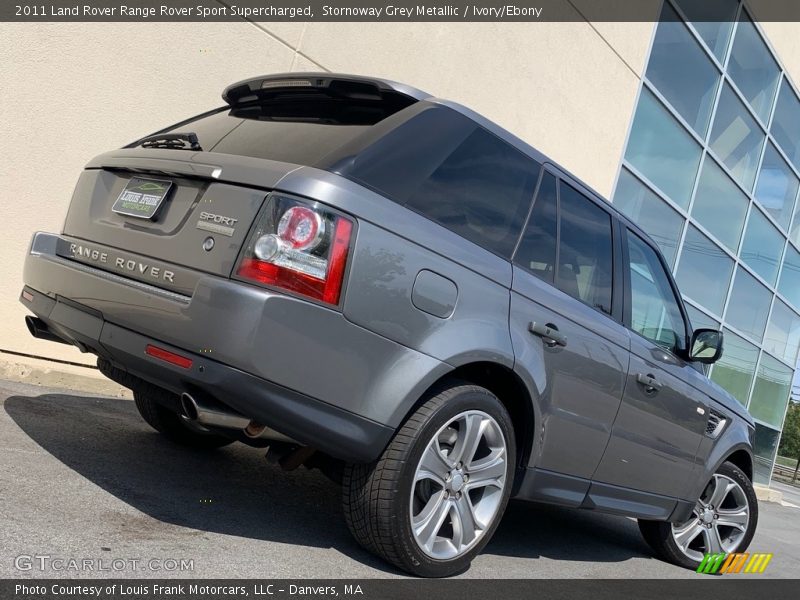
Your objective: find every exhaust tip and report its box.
[25,316,37,337]
[180,393,199,421]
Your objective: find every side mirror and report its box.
[690,329,723,364]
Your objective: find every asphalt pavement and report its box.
[1,379,798,579]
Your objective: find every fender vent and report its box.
[705,409,727,439]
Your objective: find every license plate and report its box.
[112,177,173,220]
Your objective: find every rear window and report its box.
[184,111,371,165]
[162,91,413,165]
[342,105,542,256]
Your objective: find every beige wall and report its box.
[2,11,656,367]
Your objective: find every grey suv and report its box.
[21,73,758,577]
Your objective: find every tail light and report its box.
[235,194,354,306]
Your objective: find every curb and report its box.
[754,484,783,504]
[0,353,132,398]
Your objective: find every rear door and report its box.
[592,228,709,500]
[510,170,630,498]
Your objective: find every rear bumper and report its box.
[21,285,393,462]
[20,231,450,462]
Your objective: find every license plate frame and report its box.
[111,177,173,220]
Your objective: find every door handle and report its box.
[528,321,567,347]
[636,372,663,393]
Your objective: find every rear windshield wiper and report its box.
[136,132,203,151]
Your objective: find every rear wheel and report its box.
[133,387,234,450]
[343,382,515,577]
[638,461,758,570]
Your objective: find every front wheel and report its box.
[343,382,516,577]
[639,461,758,570]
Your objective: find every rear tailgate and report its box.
[60,151,301,292]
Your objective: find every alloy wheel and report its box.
[670,473,751,562]
[409,410,508,560]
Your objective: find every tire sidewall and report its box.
[392,387,516,577]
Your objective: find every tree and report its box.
[779,403,800,483]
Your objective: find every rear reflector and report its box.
[21,291,33,303]
[145,344,193,369]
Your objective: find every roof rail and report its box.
[222,72,430,105]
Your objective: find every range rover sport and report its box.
[21,73,758,577]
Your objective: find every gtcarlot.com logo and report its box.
[14,555,194,572]
[697,552,773,574]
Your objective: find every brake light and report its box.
[236,195,354,306]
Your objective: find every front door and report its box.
[592,229,709,500]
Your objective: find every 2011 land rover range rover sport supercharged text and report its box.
[21,73,758,577]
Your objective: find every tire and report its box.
[638,461,758,570]
[343,382,516,577]
[133,387,234,450]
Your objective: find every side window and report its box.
[558,183,614,315]
[627,232,688,352]
[403,126,541,257]
[514,172,558,283]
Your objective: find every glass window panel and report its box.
[753,423,781,485]
[613,169,684,266]
[770,79,800,171]
[778,245,800,310]
[686,304,720,332]
[676,226,734,315]
[515,172,558,284]
[673,0,738,62]
[739,207,784,285]
[749,354,793,429]
[755,143,798,231]
[627,232,688,351]
[725,268,772,342]
[625,90,702,209]
[646,4,720,136]
[709,84,766,192]
[690,157,749,252]
[710,329,759,405]
[728,18,781,123]
[557,183,614,315]
[791,206,800,247]
[764,300,800,364]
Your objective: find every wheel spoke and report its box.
[452,494,479,548]
[466,449,505,488]
[704,525,723,554]
[716,507,748,531]
[708,477,734,509]
[449,414,485,466]
[673,518,704,552]
[417,441,451,485]
[412,491,450,551]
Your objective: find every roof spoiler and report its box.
[222,72,430,106]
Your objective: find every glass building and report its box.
[613,0,800,484]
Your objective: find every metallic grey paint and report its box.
[21,74,755,524]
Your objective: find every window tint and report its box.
[403,128,541,256]
[344,105,541,257]
[627,232,687,351]
[514,172,558,283]
[557,183,614,314]
[164,108,373,165]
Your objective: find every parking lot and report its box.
[1,379,798,579]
